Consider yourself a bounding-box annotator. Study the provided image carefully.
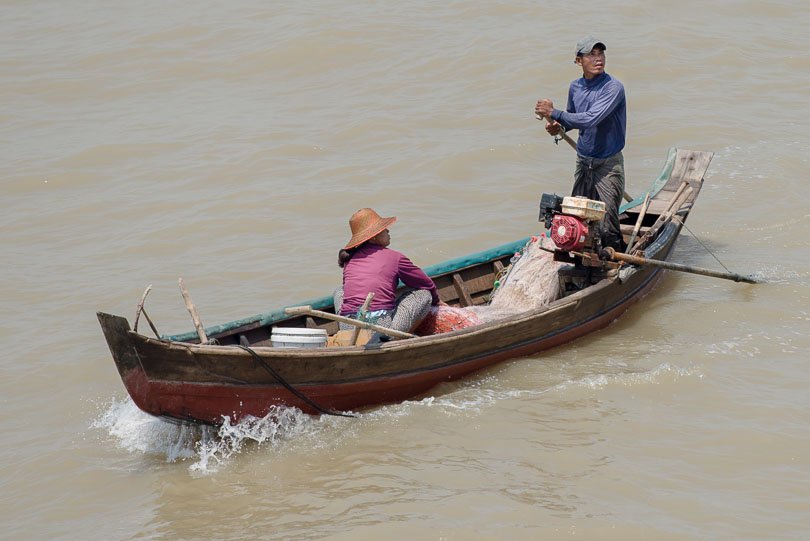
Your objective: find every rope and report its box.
[680,222,733,274]
[236,345,356,418]
[553,125,567,146]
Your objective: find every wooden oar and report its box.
[536,113,633,202]
[603,247,759,284]
[284,305,416,340]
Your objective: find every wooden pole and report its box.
[351,292,375,345]
[626,193,651,253]
[133,285,152,332]
[604,248,759,284]
[632,181,693,254]
[178,277,209,344]
[660,180,691,222]
[139,307,162,339]
[284,305,416,340]
[134,285,161,338]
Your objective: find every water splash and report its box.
[749,265,805,285]
[92,397,201,462]
[92,397,319,473]
[191,407,311,473]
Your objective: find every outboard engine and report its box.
[538,193,620,293]
[550,214,591,251]
[538,193,607,263]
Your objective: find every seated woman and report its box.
[333,208,440,336]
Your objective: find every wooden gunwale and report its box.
[116,252,664,386]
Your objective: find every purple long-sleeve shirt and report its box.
[550,72,626,160]
[340,244,439,316]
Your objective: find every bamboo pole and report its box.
[284,305,416,340]
[178,277,209,344]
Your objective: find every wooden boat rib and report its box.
[98,148,714,425]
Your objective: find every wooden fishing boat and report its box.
[98,148,714,425]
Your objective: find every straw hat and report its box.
[344,208,397,249]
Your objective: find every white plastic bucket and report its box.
[270,327,328,348]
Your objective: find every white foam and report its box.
[92,397,201,462]
[92,397,324,473]
[191,407,313,473]
[553,363,703,392]
[748,265,804,285]
[706,334,761,358]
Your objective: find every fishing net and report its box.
[492,235,563,308]
[466,235,564,324]
[414,305,483,336]
[416,236,564,335]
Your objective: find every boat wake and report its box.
[92,363,700,473]
[552,362,703,391]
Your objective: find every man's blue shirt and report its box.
[551,72,626,159]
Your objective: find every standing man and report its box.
[535,35,627,251]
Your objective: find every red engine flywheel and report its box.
[551,214,589,251]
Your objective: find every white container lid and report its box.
[271,327,327,337]
[272,338,326,346]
